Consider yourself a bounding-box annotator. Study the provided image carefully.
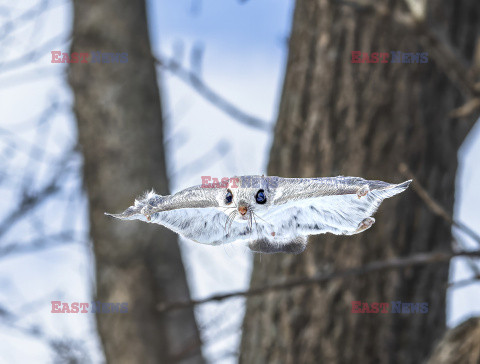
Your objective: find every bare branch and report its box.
[337,0,480,113]
[399,163,480,245]
[0,126,60,160]
[0,0,68,43]
[406,1,478,98]
[0,0,48,40]
[335,0,379,13]
[449,98,480,119]
[154,54,272,131]
[0,33,70,74]
[447,275,480,290]
[157,248,480,312]
[415,23,479,98]
[0,66,64,89]
[170,139,231,181]
[452,236,480,281]
[0,231,84,259]
[0,151,75,240]
[0,180,60,239]
[0,302,90,363]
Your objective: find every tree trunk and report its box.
[241,0,479,363]
[427,317,480,364]
[69,1,203,363]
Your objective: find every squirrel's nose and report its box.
[238,206,248,216]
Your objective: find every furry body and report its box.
[106,175,411,254]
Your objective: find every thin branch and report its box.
[337,0,480,111]
[3,99,69,130]
[447,275,480,290]
[416,23,479,98]
[334,0,379,13]
[157,248,480,312]
[392,0,479,99]
[0,152,75,240]
[0,0,62,36]
[399,162,480,245]
[170,139,231,181]
[154,54,272,132]
[449,97,480,119]
[0,303,90,363]
[452,236,480,280]
[0,33,70,74]
[0,126,60,160]
[0,231,84,259]
[0,66,64,89]
[0,181,59,239]
[0,0,48,41]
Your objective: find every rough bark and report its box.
[241,0,480,363]
[69,1,203,363]
[427,317,480,364]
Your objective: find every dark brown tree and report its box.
[241,0,480,363]
[69,0,203,363]
[427,317,480,364]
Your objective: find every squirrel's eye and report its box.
[225,189,233,204]
[255,190,266,204]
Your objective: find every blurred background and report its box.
[0,0,479,363]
